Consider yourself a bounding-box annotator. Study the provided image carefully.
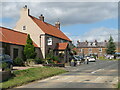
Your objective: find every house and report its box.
[1,5,72,63]
[76,40,108,57]
[0,27,41,60]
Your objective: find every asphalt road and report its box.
[16,60,118,88]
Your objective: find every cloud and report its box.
[65,27,118,45]
[1,2,118,28]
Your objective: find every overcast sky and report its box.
[0,1,118,44]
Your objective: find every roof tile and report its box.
[56,43,68,50]
[30,15,71,41]
[0,27,38,47]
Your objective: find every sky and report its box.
[0,1,119,45]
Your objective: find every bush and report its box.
[47,59,55,64]
[26,59,35,66]
[13,57,24,66]
[52,56,60,63]
[34,58,43,64]
[0,62,10,71]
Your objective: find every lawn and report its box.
[98,57,120,60]
[118,82,120,89]
[0,66,67,89]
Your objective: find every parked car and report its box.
[0,54,13,70]
[88,56,96,62]
[73,55,80,61]
[73,55,85,63]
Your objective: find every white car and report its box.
[88,56,96,62]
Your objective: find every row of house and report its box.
[0,5,72,63]
[75,40,120,57]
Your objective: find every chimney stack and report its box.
[55,21,60,29]
[21,5,30,17]
[85,40,88,44]
[77,40,80,43]
[95,40,97,42]
[104,40,107,42]
[39,14,44,22]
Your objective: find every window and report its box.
[89,48,92,52]
[61,40,64,43]
[80,49,83,52]
[47,37,52,45]
[22,26,26,30]
[99,48,102,52]
[13,48,18,59]
[92,43,96,46]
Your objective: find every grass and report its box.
[0,66,67,89]
[118,82,120,89]
[98,57,120,60]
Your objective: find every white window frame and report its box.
[47,37,52,45]
[22,26,26,30]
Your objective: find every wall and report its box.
[14,7,45,58]
[10,45,24,60]
[77,47,106,57]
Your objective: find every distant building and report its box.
[76,40,108,57]
[76,40,119,57]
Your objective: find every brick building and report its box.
[76,40,108,57]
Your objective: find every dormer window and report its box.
[22,26,26,30]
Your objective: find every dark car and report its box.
[0,54,13,70]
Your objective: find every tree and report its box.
[24,34,36,60]
[106,36,116,55]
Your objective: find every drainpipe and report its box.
[39,34,45,47]
[39,34,45,58]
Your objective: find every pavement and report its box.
[15,60,118,88]
[13,64,43,70]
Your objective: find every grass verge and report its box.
[118,82,120,89]
[0,66,67,89]
[98,57,120,60]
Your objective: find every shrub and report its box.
[24,34,36,60]
[47,59,55,64]
[13,57,24,66]
[0,62,10,71]
[34,58,43,64]
[26,59,35,66]
[52,56,60,63]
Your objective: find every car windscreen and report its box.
[5,55,11,60]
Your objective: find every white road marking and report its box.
[91,69,104,73]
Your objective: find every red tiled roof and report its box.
[0,27,38,47]
[30,15,71,41]
[56,43,69,50]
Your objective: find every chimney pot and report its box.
[39,14,44,22]
[24,5,27,8]
[55,21,60,29]
[95,40,97,42]
[104,40,107,42]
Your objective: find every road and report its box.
[16,60,118,88]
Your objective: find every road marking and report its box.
[94,77,102,81]
[91,69,104,74]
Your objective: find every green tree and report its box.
[24,34,36,60]
[106,36,116,55]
